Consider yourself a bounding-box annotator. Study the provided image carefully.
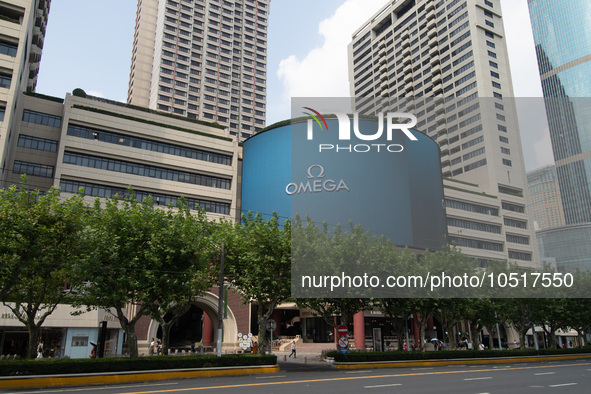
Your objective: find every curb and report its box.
[333,353,591,369]
[0,365,280,390]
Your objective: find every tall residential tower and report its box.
[127,0,269,140]
[347,0,539,268]
[0,0,51,184]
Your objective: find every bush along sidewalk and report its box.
[0,354,277,376]
[327,347,591,363]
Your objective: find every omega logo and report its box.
[285,164,350,196]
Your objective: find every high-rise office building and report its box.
[0,0,51,184]
[528,0,591,225]
[347,0,539,267]
[127,0,269,140]
[527,165,565,231]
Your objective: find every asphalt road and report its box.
[3,359,591,394]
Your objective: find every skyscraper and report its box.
[0,0,51,184]
[528,0,591,225]
[526,165,565,231]
[127,0,269,140]
[347,0,539,267]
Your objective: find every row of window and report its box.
[447,217,501,234]
[66,124,232,166]
[22,109,62,128]
[13,160,54,178]
[60,180,230,215]
[62,152,231,190]
[17,134,58,152]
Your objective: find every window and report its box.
[492,81,501,89]
[60,180,230,215]
[502,158,512,166]
[448,217,501,234]
[0,40,17,57]
[448,236,503,252]
[499,136,509,143]
[0,73,11,89]
[508,251,532,261]
[13,160,54,178]
[17,135,58,152]
[63,152,231,190]
[502,202,524,213]
[22,110,62,128]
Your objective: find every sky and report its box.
[35,0,553,172]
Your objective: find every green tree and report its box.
[375,298,413,351]
[144,200,217,356]
[0,181,86,358]
[75,193,182,357]
[222,212,291,354]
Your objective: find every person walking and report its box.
[36,340,44,359]
[289,341,296,358]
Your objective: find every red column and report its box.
[271,309,281,336]
[354,311,365,350]
[203,312,213,346]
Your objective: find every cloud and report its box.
[277,0,385,101]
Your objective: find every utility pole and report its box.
[217,242,224,357]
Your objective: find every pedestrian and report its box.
[289,341,296,358]
[403,340,408,351]
[157,338,162,355]
[36,340,44,359]
[149,337,155,356]
[89,342,97,358]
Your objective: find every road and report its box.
[3,359,591,394]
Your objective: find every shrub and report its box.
[0,354,277,376]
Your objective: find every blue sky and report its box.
[36,0,551,171]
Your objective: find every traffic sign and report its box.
[338,336,349,348]
[266,319,277,332]
[337,325,348,336]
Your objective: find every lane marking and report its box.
[534,372,556,376]
[345,370,373,374]
[364,383,402,388]
[7,382,178,394]
[464,377,492,381]
[255,375,286,379]
[411,367,433,370]
[113,361,591,394]
[549,383,578,387]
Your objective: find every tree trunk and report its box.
[391,317,406,351]
[469,323,482,350]
[161,321,172,356]
[256,298,278,355]
[27,324,40,359]
[116,310,138,358]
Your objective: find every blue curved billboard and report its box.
[241,115,447,251]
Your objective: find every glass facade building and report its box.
[529,0,591,224]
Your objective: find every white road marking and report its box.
[549,383,578,387]
[464,377,492,381]
[255,375,287,379]
[364,383,403,388]
[534,372,556,375]
[345,370,373,374]
[411,367,433,370]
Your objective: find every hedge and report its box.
[327,347,591,362]
[0,354,277,376]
